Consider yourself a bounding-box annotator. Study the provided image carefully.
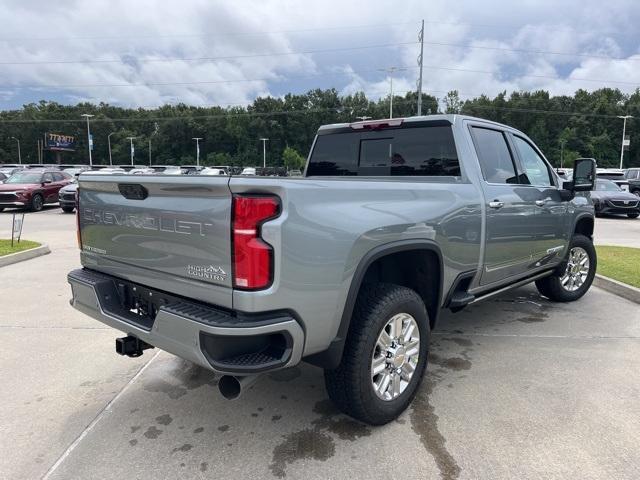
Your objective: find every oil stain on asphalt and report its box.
[408,336,477,480]
[269,398,371,477]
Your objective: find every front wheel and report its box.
[324,283,430,425]
[30,193,44,212]
[535,234,597,302]
[627,213,639,219]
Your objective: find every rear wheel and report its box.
[61,206,74,213]
[324,283,430,425]
[628,213,639,219]
[30,193,44,212]
[535,234,596,302]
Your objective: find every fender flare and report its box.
[572,213,595,238]
[304,239,444,369]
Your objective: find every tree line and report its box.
[0,87,638,168]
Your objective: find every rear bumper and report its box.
[67,268,304,375]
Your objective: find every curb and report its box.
[594,274,640,304]
[0,244,50,268]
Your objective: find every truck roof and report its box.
[317,114,515,135]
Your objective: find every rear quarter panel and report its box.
[230,175,483,356]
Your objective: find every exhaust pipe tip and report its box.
[218,375,242,400]
[218,374,260,400]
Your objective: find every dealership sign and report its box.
[45,133,76,152]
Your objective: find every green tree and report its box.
[282,146,306,171]
[443,90,463,114]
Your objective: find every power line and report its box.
[0,41,419,66]
[3,38,638,66]
[0,22,417,42]
[2,61,637,90]
[0,65,421,89]
[422,41,640,62]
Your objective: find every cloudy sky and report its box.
[0,0,639,109]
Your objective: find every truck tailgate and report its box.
[77,174,233,308]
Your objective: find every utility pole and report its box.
[378,66,406,118]
[10,136,21,164]
[81,114,94,166]
[560,140,566,169]
[259,138,269,168]
[618,115,633,169]
[126,137,137,166]
[416,19,425,116]
[107,132,115,166]
[192,137,202,167]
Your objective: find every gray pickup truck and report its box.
[68,115,597,425]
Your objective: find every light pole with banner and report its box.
[126,137,137,166]
[618,115,633,169]
[192,137,202,167]
[81,114,94,166]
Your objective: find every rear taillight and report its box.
[232,195,280,290]
[75,188,82,249]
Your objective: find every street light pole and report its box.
[192,137,202,167]
[10,136,21,164]
[259,138,269,168]
[618,115,633,169]
[126,137,137,166]
[107,132,115,166]
[560,140,566,169]
[81,114,94,167]
[378,66,407,118]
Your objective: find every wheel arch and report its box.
[573,214,594,239]
[305,240,443,369]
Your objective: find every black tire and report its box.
[535,234,597,302]
[627,213,639,219]
[324,283,430,425]
[30,193,44,212]
[61,206,75,213]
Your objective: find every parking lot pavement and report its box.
[2,208,640,480]
[594,216,640,248]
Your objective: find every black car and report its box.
[592,179,640,218]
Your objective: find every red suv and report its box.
[0,169,73,212]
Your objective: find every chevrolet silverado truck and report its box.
[68,115,597,425]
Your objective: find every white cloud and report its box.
[0,0,639,108]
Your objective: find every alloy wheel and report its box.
[560,246,590,292]
[370,313,420,401]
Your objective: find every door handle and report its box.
[488,201,504,209]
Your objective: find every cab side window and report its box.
[471,127,519,184]
[513,136,552,187]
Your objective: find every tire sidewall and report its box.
[31,193,44,212]
[357,292,430,420]
[556,234,597,301]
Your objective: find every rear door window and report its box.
[470,127,518,184]
[307,125,460,177]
